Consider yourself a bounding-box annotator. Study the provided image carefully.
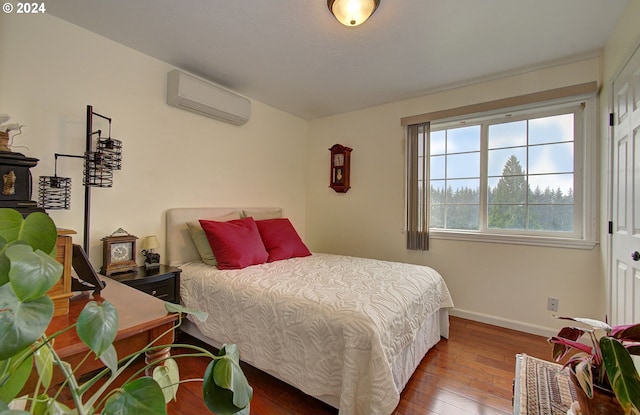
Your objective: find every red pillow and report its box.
[199,217,268,269]
[255,218,311,262]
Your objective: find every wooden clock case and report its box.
[100,232,139,276]
[329,144,352,193]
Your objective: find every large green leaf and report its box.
[0,210,58,290]
[0,284,53,360]
[34,341,53,390]
[152,358,179,403]
[163,302,208,322]
[600,337,640,414]
[6,245,62,302]
[0,348,33,403]
[76,301,118,358]
[0,210,57,257]
[102,377,167,415]
[203,347,252,415]
[0,210,26,246]
[213,356,252,409]
[220,344,240,364]
[99,344,118,377]
[203,360,238,415]
[0,236,8,287]
[18,213,57,256]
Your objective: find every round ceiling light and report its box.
[327,0,380,27]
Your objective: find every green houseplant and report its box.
[548,316,640,415]
[0,208,252,415]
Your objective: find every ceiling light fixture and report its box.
[327,0,380,27]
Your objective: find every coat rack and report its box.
[38,105,123,254]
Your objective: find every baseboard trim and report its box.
[450,308,556,338]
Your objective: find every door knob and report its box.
[632,251,640,261]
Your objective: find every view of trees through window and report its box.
[429,111,576,233]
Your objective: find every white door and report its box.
[611,45,640,325]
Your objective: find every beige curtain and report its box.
[406,122,430,251]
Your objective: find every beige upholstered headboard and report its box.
[165,207,282,266]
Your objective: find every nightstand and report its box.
[106,265,181,304]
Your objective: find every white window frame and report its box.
[427,97,598,249]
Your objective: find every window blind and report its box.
[406,122,430,251]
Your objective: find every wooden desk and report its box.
[45,278,178,383]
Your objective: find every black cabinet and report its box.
[106,265,181,303]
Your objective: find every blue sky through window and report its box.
[430,112,575,194]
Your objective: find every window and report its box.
[429,124,481,231]
[408,99,596,248]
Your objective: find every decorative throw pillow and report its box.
[242,208,283,221]
[199,217,268,269]
[186,211,241,266]
[255,218,311,262]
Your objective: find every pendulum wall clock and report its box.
[329,144,352,193]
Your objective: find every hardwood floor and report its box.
[164,316,550,415]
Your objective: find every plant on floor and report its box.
[0,208,252,415]
[548,316,640,415]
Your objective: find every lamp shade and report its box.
[38,176,71,209]
[141,235,160,251]
[97,137,123,170]
[328,0,380,27]
[83,151,113,187]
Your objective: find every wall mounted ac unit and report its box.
[166,70,251,126]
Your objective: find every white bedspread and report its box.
[179,253,453,415]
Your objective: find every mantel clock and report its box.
[100,228,138,276]
[329,144,352,193]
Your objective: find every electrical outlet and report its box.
[547,297,559,312]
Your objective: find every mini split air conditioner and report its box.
[166,70,251,126]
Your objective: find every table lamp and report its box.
[141,235,161,269]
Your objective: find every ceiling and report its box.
[46,0,628,120]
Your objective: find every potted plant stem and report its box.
[0,208,252,415]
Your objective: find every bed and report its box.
[165,207,454,415]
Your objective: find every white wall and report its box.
[306,58,605,336]
[0,13,308,266]
[600,1,640,322]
